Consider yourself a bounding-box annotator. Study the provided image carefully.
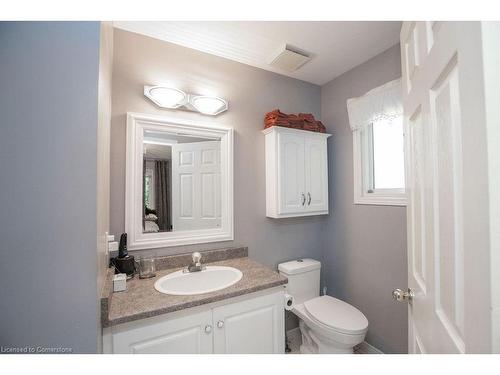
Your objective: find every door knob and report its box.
[392,288,414,302]
[217,320,224,329]
[204,325,212,334]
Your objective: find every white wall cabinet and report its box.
[104,289,284,354]
[263,126,331,218]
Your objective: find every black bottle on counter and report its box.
[112,233,135,279]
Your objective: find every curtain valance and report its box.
[346,78,403,131]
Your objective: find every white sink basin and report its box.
[154,266,243,295]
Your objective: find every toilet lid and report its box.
[304,296,368,335]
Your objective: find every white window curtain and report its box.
[346,78,403,132]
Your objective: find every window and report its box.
[354,117,406,205]
[348,79,407,206]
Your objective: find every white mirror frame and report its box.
[125,112,234,250]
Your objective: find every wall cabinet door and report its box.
[212,291,285,354]
[110,310,213,354]
[278,132,306,215]
[304,137,329,212]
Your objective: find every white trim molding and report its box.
[125,112,234,250]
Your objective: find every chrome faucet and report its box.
[185,252,205,273]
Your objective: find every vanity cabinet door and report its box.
[212,291,285,354]
[304,136,329,213]
[110,310,213,354]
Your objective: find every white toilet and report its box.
[279,258,368,354]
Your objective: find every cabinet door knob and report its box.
[217,320,224,328]
[204,325,212,334]
[301,193,306,206]
[307,192,311,205]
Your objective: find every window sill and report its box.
[354,194,407,207]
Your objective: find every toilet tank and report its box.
[278,259,321,305]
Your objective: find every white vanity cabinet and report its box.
[263,126,331,218]
[104,288,284,354]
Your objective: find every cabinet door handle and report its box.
[217,320,224,329]
[301,193,306,206]
[204,325,212,334]
[307,192,311,205]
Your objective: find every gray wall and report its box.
[0,22,101,353]
[320,44,408,353]
[96,22,113,353]
[110,29,326,266]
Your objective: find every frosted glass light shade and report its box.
[144,86,187,108]
[144,86,228,116]
[190,96,228,115]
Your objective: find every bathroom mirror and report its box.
[125,112,233,250]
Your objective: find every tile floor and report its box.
[286,329,370,354]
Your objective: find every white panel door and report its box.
[304,136,328,212]
[401,21,497,353]
[278,132,305,214]
[111,310,213,354]
[171,141,221,231]
[212,291,285,354]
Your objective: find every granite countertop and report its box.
[102,249,287,327]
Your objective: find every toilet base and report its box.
[298,320,364,354]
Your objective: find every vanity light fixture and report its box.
[190,95,228,116]
[144,86,187,109]
[144,85,228,116]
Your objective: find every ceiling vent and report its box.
[269,44,311,72]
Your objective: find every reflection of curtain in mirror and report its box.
[143,159,146,229]
[155,160,171,231]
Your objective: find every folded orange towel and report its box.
[264,109,326,133]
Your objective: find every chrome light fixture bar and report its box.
[144,85,228,116]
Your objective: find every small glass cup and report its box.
[138,255,156,279]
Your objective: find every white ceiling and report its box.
[144,143,171,160]
[114,21,401,85]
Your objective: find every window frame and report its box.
[353,120,407,206]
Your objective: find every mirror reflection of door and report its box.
[142,130,221,234]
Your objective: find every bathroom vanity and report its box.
[101,248,287,354]
[106,115,287,353]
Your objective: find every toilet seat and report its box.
[303,296,368,335]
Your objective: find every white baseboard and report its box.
[355,341,384,354]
